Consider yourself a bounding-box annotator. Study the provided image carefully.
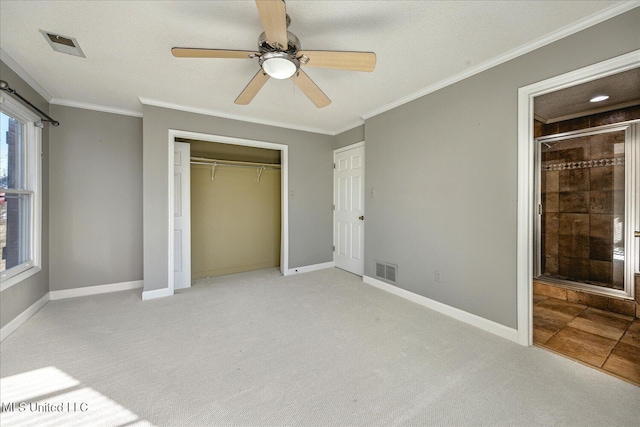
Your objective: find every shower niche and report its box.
[535,122,638,298]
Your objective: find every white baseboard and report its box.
[363,275,519,343]
[142,286,173,301]
[286,261,335,276]
[1,293,50,341]
[2,280,144,341]
[50,280,143,300]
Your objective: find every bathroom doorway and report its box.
[520,60,640,385]
[516,51,640,347]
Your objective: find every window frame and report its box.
[0,94,42,291]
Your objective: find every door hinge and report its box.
[333,204,335,210]
[333,245,335,251]
[333,163,336,169]
[538,204,542,215]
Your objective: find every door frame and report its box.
[167,129,289,294]
[516,49,640,346]
[333,141,366,275]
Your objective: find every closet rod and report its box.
[191,161,280,171]
[190,156,281,169]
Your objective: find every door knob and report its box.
[359,215,364,220]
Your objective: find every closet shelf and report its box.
[190,156,281,169]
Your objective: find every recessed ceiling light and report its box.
[589,95,609,103]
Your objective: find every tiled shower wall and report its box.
[535,106,640,314]
[540,130,626,288]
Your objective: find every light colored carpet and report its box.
[1,268,639,426]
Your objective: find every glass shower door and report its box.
[535,123,638,298]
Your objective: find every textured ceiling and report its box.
[0,1,635,134]
[535,68,640,122]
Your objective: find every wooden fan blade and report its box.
[291,69,331,108]
[298,50,376,72]
[172,48,258,59]
[235,70,270,105]
[255,0,288,49]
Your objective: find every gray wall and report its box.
[335,125,365,149]
[143,105,334,292]
[364,8,640,329]
[3,7,638,328]
[49,106,143,291]
[0,61,50,329]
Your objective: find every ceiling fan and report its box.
[171,0,376,108]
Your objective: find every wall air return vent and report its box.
[40,30,85,57]
[375,261,397,283]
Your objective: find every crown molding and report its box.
[50,98,143,118]
[333,120,365,136]
[139,97,335,136]
[362,1,640,121]
[0,49,53,102]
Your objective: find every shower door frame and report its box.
[533,122,639,300]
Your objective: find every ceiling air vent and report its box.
[40,30,85,57]
[375,261,397,284]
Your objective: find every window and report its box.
[0,95,42,290]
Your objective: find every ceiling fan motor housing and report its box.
[258,30,300,54]
[257,29,301,79]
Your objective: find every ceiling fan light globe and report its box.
[263,57,297,79]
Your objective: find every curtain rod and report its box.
[0,80,60,126]
[190,156,281,169]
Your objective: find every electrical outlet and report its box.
[370,188,376,198]
[435,270,442,282]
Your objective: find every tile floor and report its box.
[533,294,640,386]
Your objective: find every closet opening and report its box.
[168,130,289,293]
[186,139,282,281]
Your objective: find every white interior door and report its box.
[334,144,365,276]
[174,141,191,289]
